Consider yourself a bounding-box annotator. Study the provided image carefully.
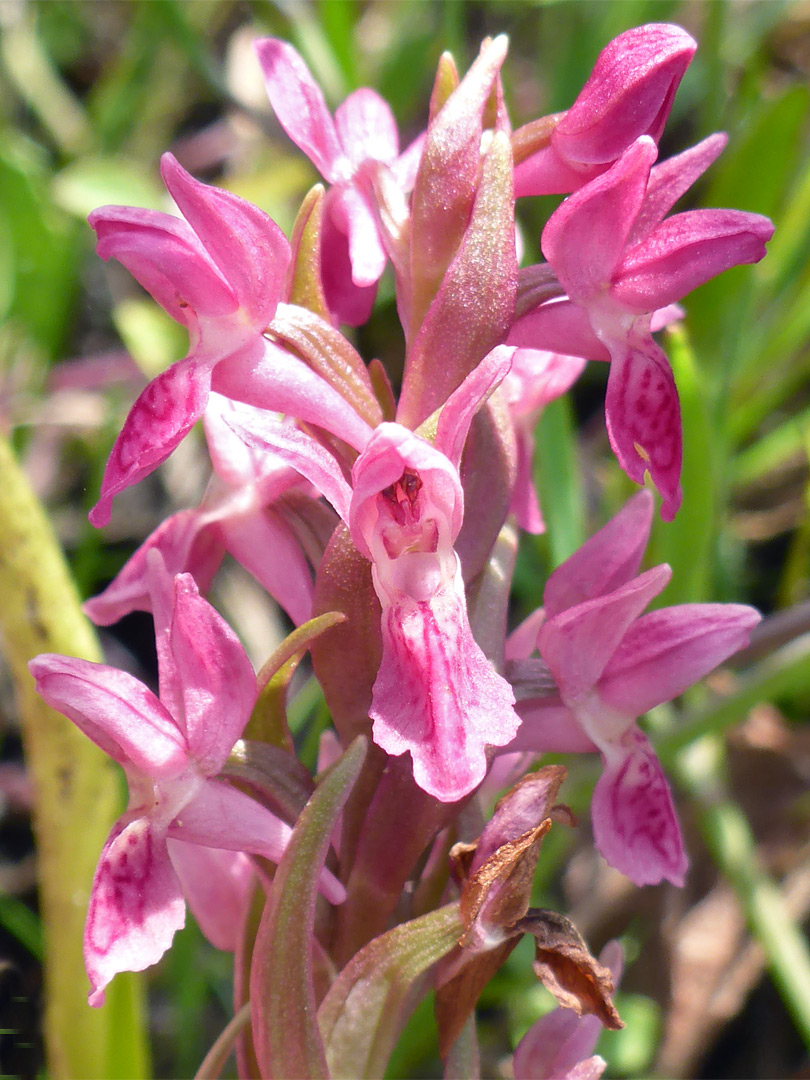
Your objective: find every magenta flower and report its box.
[84,395,321,628]
[222,346,521,802]
[88,154,371,527]
[508,491,760,885]
[514,23,696,197]
[255,38,423,325]
[510,135,774,518]
[30,562,343,1005]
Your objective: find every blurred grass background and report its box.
[1,1,809,1077]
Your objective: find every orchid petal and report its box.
[603,332,682,520]
[508,300,611,362]
[328,185,387,287]
[221,408,352,523]
[255,39,343,181]
[89,357,212,527]
[88,205,236,324]
[539,565,671,700]
[542,138,657,300]
[614,208,774,313]
[544,490,654,618]
[371,573,520,802]
[334,88,399,167]
[85,816,186,1006]
[83,510,224,626]
[160,153,290,327]
[508,700,598,755]
[319,206,379,325]
[167,574,256,772]
[391,132,426,192]
[511,428,545,534]
[167,839,253,952]
[600,603,760,716]
[434,345,515,468]
[28,655,188,777]
[591,727,687,887]
[629,133,728,242]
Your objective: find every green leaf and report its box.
[319,902,463,1079]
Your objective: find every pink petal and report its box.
[169,779,345,905]
[614,208,774,313]
[391,132,426,192]
[514,144,596,199]
[328,185,387,287]
[544,490,655,619]
[508,699,598,754]
[600,603,760,716]
[505,349,587,420]
[510,428,544,534]
[542,137,657,300]
[88,205,236,325]
[505,607,547,661]
[85,816,186,1006]
[89,358,212,527]
[221,508,314,626]
[167,839,253,952]
[221,407,352,523]
[83,510,224,626]
[166,574,256,772]
[28,655,188,777]
[213,336,374,452]
[434,345,515,468]
[254,39,343,181]
[507,300,610,363]
[554,24,696,166]
[603,331,682,520]
[370,571,520,803]
[629,133,728,243]
[334,88,399,168]
[319,207,379,325]
[591,727,687,887]
[539,565,671,701]
[160,154,289,327]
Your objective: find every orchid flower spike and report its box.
[88,155,371,527]
[256,38,423,325]
[30,557,342,1005]
[508,491,760,885]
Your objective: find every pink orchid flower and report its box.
[88,153,371,527]
[507,491,760,885]
[221,346,521,802]
[502,349,586,533]
[84,395,322,628]
[510,135,774,518]
[255,38,423,325]
[29,561,343,1005]
[512,941,623,1080]
[514,23,696,197]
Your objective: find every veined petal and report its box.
[83,510,224,626]
[169,779,345,905]
[334,87,399,167]
[88,205,236,325]
[542,138,657,302]
[600,603,760,716]
[85,816,186,1006]
[161,154,289,327]
[28,655,188,777]
[539,565,671,701]
[507,299,611,362]
[591,727,687,887]
[221,407,352,523]
[167,839,253,952]
[629,133,728,242]
[603,331,682,520]
[544,490,654,618]
[614,208,774,312]
[254,38,343,181]
[89,357,212,527]
[370,570,520,802]
[167,574,256,773]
